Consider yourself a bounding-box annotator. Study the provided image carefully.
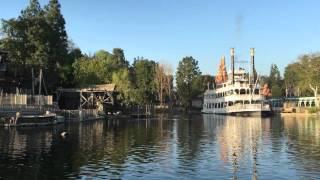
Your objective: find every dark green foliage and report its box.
[201,75,215,91]
[131,57,157,105]
[176,56,202,110]
[268,64,281,86]
[112,48,129,68]
[44,0,69,89]
[1,0,69,91]
[112,68,132,104]
[267,64,284,97]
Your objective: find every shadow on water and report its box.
[0,114,319,179]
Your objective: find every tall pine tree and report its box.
[20,0,50,67]
[44,0,68,68]
[44,0,69,88]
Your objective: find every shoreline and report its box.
[280,112,320,117]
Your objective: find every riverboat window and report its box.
[240,89,246,95]
[244,100,250,104]
[231,90,233,95]
[246,89,250,94]
[228,101,233,106]
[235,89,239,94]
[254,89,259,94]
[235,100,243,105]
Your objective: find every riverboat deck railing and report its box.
[226,104,270,111]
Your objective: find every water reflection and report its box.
[203,115,265,179]
[0,114,319,179]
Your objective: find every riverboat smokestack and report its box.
[230,48,235,84]
[250,48,255,84]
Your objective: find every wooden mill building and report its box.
[57,84,117,111]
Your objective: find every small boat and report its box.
[2,111,64,127]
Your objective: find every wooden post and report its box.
[38,68,42,108]
[31,68,35,105]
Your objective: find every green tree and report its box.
[112,69,132,104]
[20,0,50,67]
[43,0,69,89]
[72,49,130,87]
[72,56,105,86]
[176,56,202,111]
[59,47,83,87]
[284,54,320,97]
[1,18,29,77]
[267,64,283,97]
[112,48,129,68]
[131,58,157,105]
[1,0,69,90]
[284,62,300,96]
[268,64,281,86]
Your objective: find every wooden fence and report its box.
[0,94,52,105]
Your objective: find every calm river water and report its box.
[0,114,320,179]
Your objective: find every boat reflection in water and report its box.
[203,114,320,179]
[203,114,270,179]
[0,114,320,179]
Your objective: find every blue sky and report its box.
[1,0,320,76]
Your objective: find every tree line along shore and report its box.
[0,0,319,111]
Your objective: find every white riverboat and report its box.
[202,48,271,116]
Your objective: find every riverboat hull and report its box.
[202,110,272,117]
[202,106,272,117]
